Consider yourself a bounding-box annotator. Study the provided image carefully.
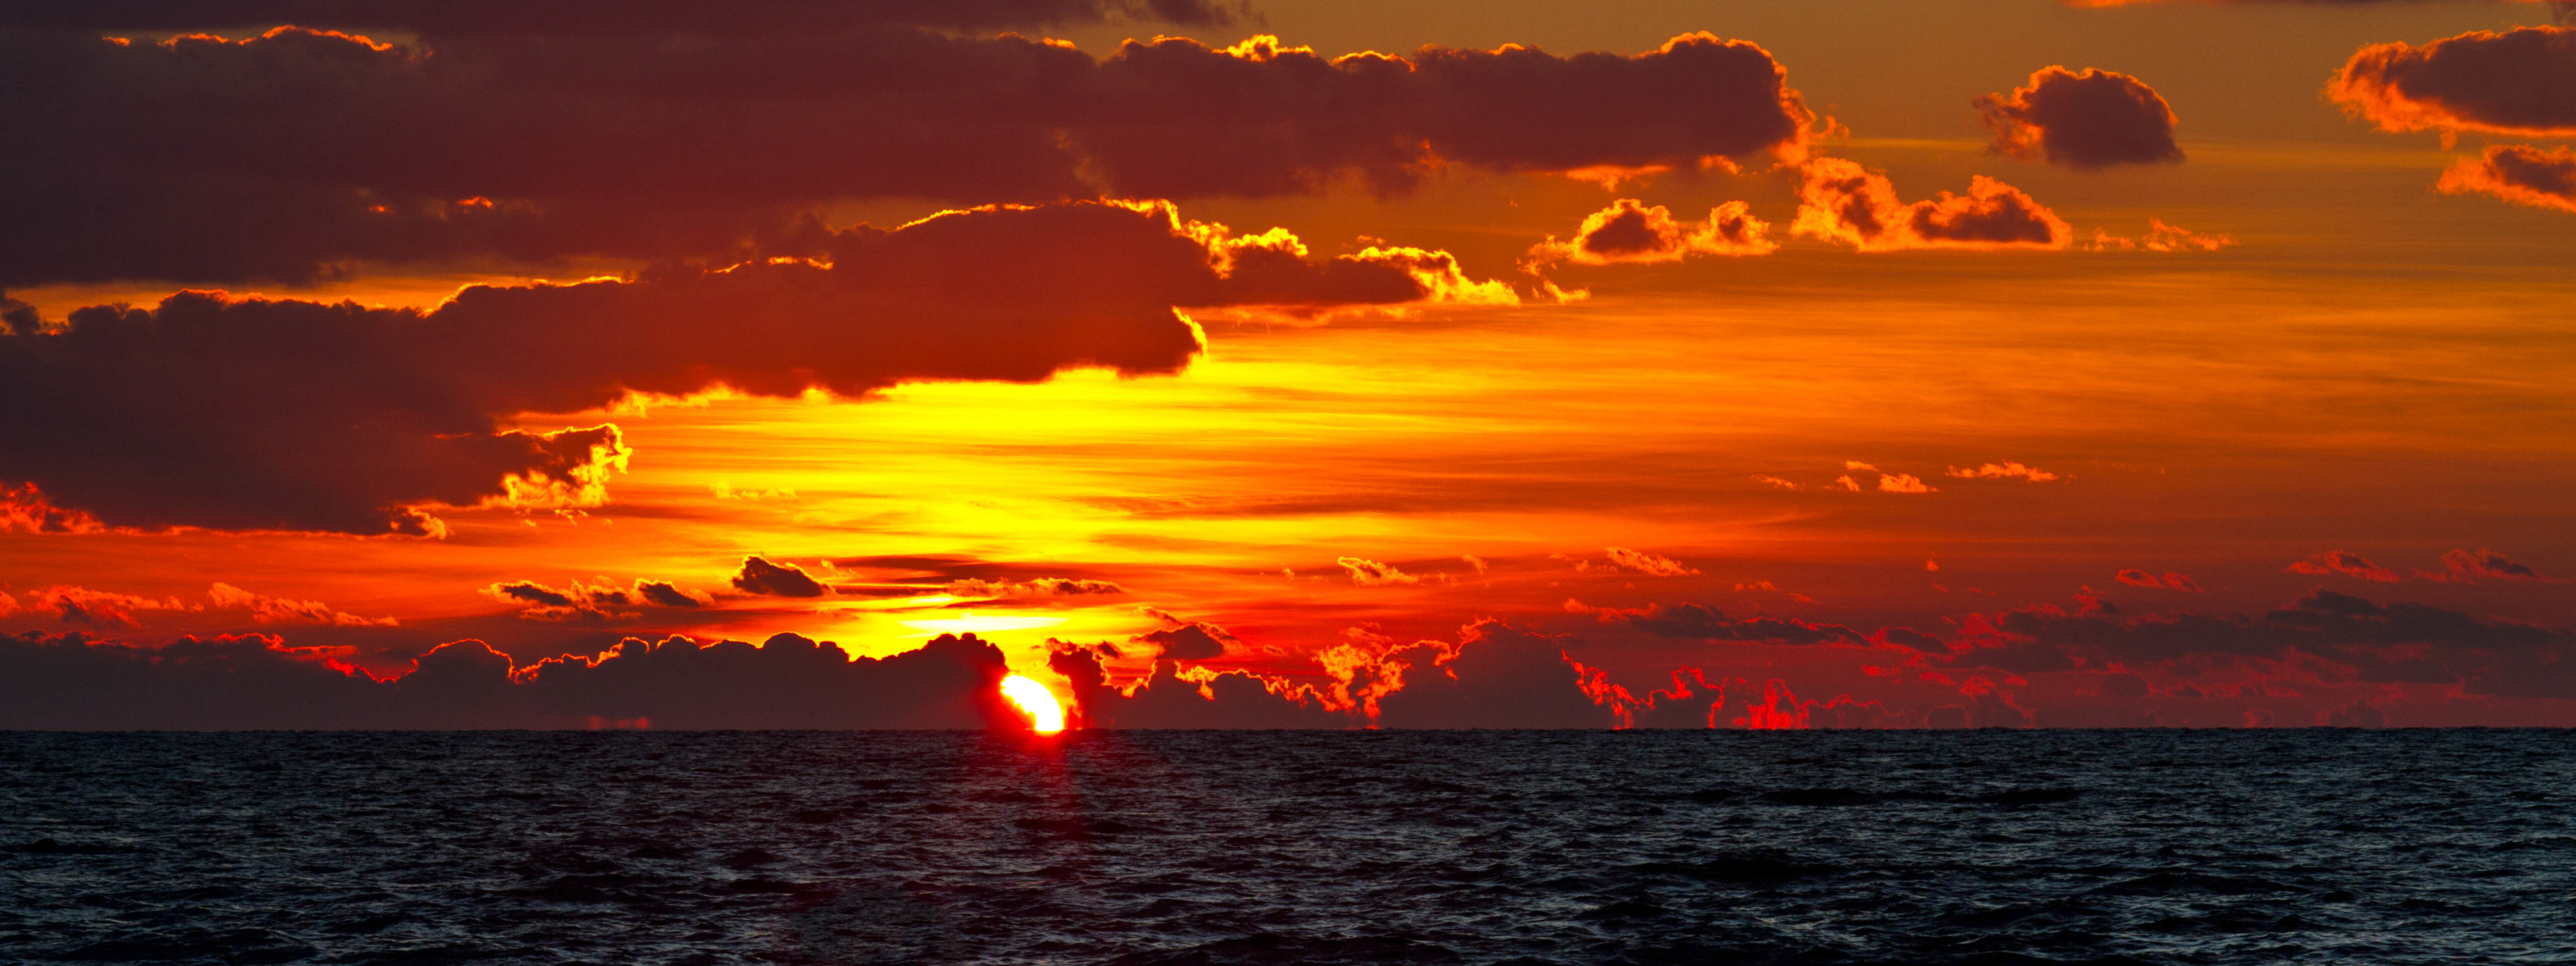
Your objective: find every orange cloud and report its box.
[1336,556,1421,586]
[1792,159,2072,252]
[23,586,190,629]
[2439,144,2576,213]
[1977,66,2184,168]
[2419,547,2556,584]
[1525,199,1777,268]
[1604,547,1700,576]
[1947,461,2063,482]
[2114,570,2205,592]
[2285,550,2401,583]
[1843,461,1938,493]
[208,583,397,626]
[2329,27,2576,138]
[2084,219,2235,252]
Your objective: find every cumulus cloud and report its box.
[1839,461,1938,493]
[1524,199,1776,268]
[2285,550,2401,582]
[1132,618,1238,660]
[0,630,1024,729]
[730,557,826,598]
[2419,547,2555,583]
[0,200,1496,534]
[2439,144,2576,213]
[1792,159,2073,252]
[2113,570,2206,592]
[1604,547,1701,576]
[2329,27,2576,138]
[1976,66,2184,168]
[1372,620,1612,728]
[0,27,1810,285]
[1050,643,1344,729]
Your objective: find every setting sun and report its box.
[999,675,1067,733]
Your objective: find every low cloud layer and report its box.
[0,630,1020,729]
[1977,66,2184,168]
[0,200,1488,534]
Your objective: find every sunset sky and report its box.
[4,0,2572,729]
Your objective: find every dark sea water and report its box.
[3,730,2572,965]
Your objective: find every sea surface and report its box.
[2,729,2571,965]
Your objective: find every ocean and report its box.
[3,729,2570,964]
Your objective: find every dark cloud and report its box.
[2439,144,2576,213]
[1525,199,1776,268]
[2,27,1809,286]
[1135,623,1232,660]
[2330,26,2576,138]
[2421,547,2554,583]
[634,580,704,608]
[1975,66,2183,168]
[731,557,824,598]
[1792,159,2072,251]
[1950,589,2576,698]
[0,630,1021,729]
[2,0,1241,35]
[483,576,703,620]
[1581,601,1872,646]
[1371,620,1612,729]
[1050,645,1346,728]
[0,200,1482,534]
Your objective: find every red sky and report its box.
[4,0,2573,729]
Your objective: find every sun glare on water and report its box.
[1000,675,1067,733]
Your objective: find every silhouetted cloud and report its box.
[1,27,1810,285]
[1792,159,2072,251]
[2330,26,2576,138]
[0,200,1492,534]
[1051,644,1345,728]
[2,0,1242,35]
[1523,199,1775,267]
[2439,144,2576,213]
[1951,589,2576,699]
[1373,620,1612,728]
[1977,66,2184,168]
[1575,601,1872,646]
[2420,547,2555,583]
[731,557,825,598]
[0,630,1022,729]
